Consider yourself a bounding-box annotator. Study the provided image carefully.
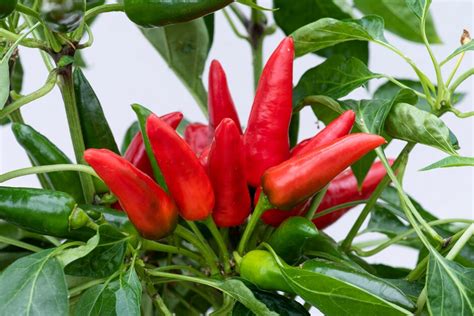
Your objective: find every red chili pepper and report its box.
[84,149,178,240]
[184,122,213,156]
[290,110,355,157]
[243,37,294,187]
[147,114,215,221]
[124,112,183,178]
[208,60,242,134]
[313,160,391,229]
[199,144,211,168]
[208,119,251,227]
[260,160,391,227]
[262,133,386,209]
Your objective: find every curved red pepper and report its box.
[147,114,215,221]
[84,149,178,240]
[313,160,391,229]
[243,37,294,187]
[208,60,242,134]
[290,110,355,157]
[124,112,183,178]
[262,133,386,209]
[184,122,213,156]
[208,119,251,227]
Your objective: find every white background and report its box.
[0,0,473,312]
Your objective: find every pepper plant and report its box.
[0,0,473,315]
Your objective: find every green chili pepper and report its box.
[0,186,87,238]
[79,204,137,235]
[40,0,85,33]
[268,216,318,264]
[0,0,17,19]
[123,0,233,28]
[239,250,293,293]
[11,123,84,203]
[385,102,458,155]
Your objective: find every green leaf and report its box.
[132,103,167,190]
[421,155,474,171]
[444,40,474,63]
[274,259,412,315]
[214,279,278,316]
[0,59,9,110]
[292,15,386,57]
[121,121,140,154]
[370,264,411,279]
[427,251,474,315]
[56,231,100,267]
[0,249,68,315]
[140,18,209,114]
[75,284,116,316]
[366,204,411,237]
[293,55,382,106]
[115,267,142,316]
[273,0,369,63]
[65,225,127,278]
[405,0,429,20]
[232,286,309,316]
[203,14,215,54]
[0,221,24,250]
[354,0,440,43]
[385,102,458,155]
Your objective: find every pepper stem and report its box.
[305,185,329,220]
[203,217,231,274]
[237,192,272,255]
[141,239,205,265]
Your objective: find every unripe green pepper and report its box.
[0,186,85,238]
[268,216,318,264]
[0,0,17,19]
[40,0,85,33]
[123,0,233,28]
[239,250,293,293]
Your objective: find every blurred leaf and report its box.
[354,0,441,43]
[203,14,215,53]
[0,249,68,315]
[293,55,382,107]
[140,19,209,113]
[421,156,474,171]
[273,0,369,63]
[291,16,386,57]
[75,283,117,316]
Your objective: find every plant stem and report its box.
[341,143,414,250]
[0,235,43,252]
[446,224,474,260]
[58,67,95,203]
[147,270,216,288]
[14,3,41,20]
[0,69,57,120]
[152,293,172,316]
[222,9,249,41]
[0,28,48,50]
[155,265,206,278]
[174,225,220,275]
[84,3,125,21]
[305,185,329,220]
[68,277,107,297]
[449,67,474,92]
[312,200,369,219]
[383,75,427,99]
[141,240,205,265]
[0,164,100,183]
[444,52,465,87]
[237,193,272,255]
[250,9,264,91]
[204,217,231,274]
[186,221,220,268]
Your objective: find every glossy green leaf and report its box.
[421,155,474,171]
[121,121,140,154]
[366,204,411,237]
[232,287,309,316]
[132,103,167,190]
[56,231,100,267]
[293,55,382,107]
[272,258,412,315]
[302,259,415,310]
[292,15,386,57]
[370,264,411,279]
[214,279,278,316]
[140,19,209,114]
[203,14,215,53]
[405,0,430,20]
[354,0,440,43]
[65,225,127,278]
[273,0,369,63]
[75,284,116,316]
[74,68,120,154]
[0,249,68,315]
[385,102,458,155]
[427,251,474,315]
[115,267,142,316]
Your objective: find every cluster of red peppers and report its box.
[85,37,387,241]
